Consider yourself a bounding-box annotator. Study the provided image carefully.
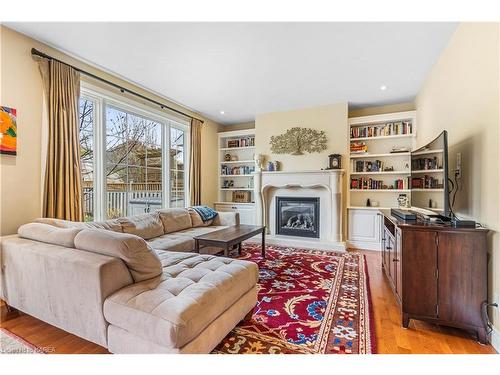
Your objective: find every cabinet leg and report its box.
[477,327,488,345]
[402,313,410,328]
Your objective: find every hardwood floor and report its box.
[0,250,496,354]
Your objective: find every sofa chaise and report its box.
[0,208,259,353]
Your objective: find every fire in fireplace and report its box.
[275,197,320,238]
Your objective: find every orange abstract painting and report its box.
[0,106,17,155]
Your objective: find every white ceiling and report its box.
[7,22,457,125]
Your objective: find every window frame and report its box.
[80,82,190,221]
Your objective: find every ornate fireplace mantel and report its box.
[252,169,345,250]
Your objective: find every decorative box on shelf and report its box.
[233,191,252,203]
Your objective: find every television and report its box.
[410,130,450,218]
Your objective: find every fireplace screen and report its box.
[275,197,320,238]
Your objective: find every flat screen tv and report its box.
[410,130,449,218]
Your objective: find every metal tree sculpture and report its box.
[270,127,328,155]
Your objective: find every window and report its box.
[78,84,189,221]
[170,127,186,208]
[79,97,96,221]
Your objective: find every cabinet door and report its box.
[348,209,382,250]
[395,227,402,299]
[437,231,487,326]
[381,226,387,267]
[401,230,438,318]
[238,207,256,225]
[383,228,391,272]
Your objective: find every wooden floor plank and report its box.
[0,249,496,354]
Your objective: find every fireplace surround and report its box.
[276,197,320,238]
[252,169,345,251]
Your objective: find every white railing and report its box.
[83,188,185,219]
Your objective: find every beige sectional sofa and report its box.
[0,208,259,353]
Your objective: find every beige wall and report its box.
[348,102,415,118]
[415,23,500,334]
[255,103,349,237]
[0,26,220,235]
[255,103,348,171]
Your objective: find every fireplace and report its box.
[275,197,320,238]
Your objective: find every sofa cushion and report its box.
[176,226,228,238]
[147,234,195,253]
[188,208,213,227]
[74,229,162,282]
[158,208,192,234]
[103,252,258,349]
[34,217,123,232]
[18,223,81,248]
[118,212,164,240]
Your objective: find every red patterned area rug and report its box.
[214,244,376,354]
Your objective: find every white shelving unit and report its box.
[215,129,256,225]
[347,111,417,250]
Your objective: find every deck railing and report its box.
[83,187,185,220]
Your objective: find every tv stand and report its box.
[380,209,489,343]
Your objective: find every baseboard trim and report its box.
[347,240,381,251]
[246,236,346,251]
[491,325,500,353]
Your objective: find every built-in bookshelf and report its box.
[347,110,417,251]
[347,111,417,209]
[215,129,256,225]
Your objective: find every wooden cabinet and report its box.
[380,211,489,343]
[348,208,382,250]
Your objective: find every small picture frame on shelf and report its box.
[227,140,240,148]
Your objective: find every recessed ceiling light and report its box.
[380,85,387,91]
[219,110,225,115]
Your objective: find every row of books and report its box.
[411,176,443,189]
[226,137,255,148]
[221,165,255,176]
[350,141,368,153]
[350,177,410,190]
[355,160,385,172]
[411,157,441,171]
[350,121,413,139]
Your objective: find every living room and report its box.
[1,1,499,372]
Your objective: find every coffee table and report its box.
[194,225,266,258]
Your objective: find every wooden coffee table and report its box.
[194,225,266,258]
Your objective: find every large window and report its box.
[79,98,96,221]
[79,85,189,221]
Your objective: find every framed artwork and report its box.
[0,106,17,155]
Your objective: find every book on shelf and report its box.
[411,176,443,189]
[221,165,255,176]
[226,136,255,148]
[355,159,385,172]
[411,156,441,170]
[350,141,367,153]
[350,176,410,190]
[350,120,412,139]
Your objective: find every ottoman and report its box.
[103,251,259,353]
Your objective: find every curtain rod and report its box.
[31,48,204,124]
